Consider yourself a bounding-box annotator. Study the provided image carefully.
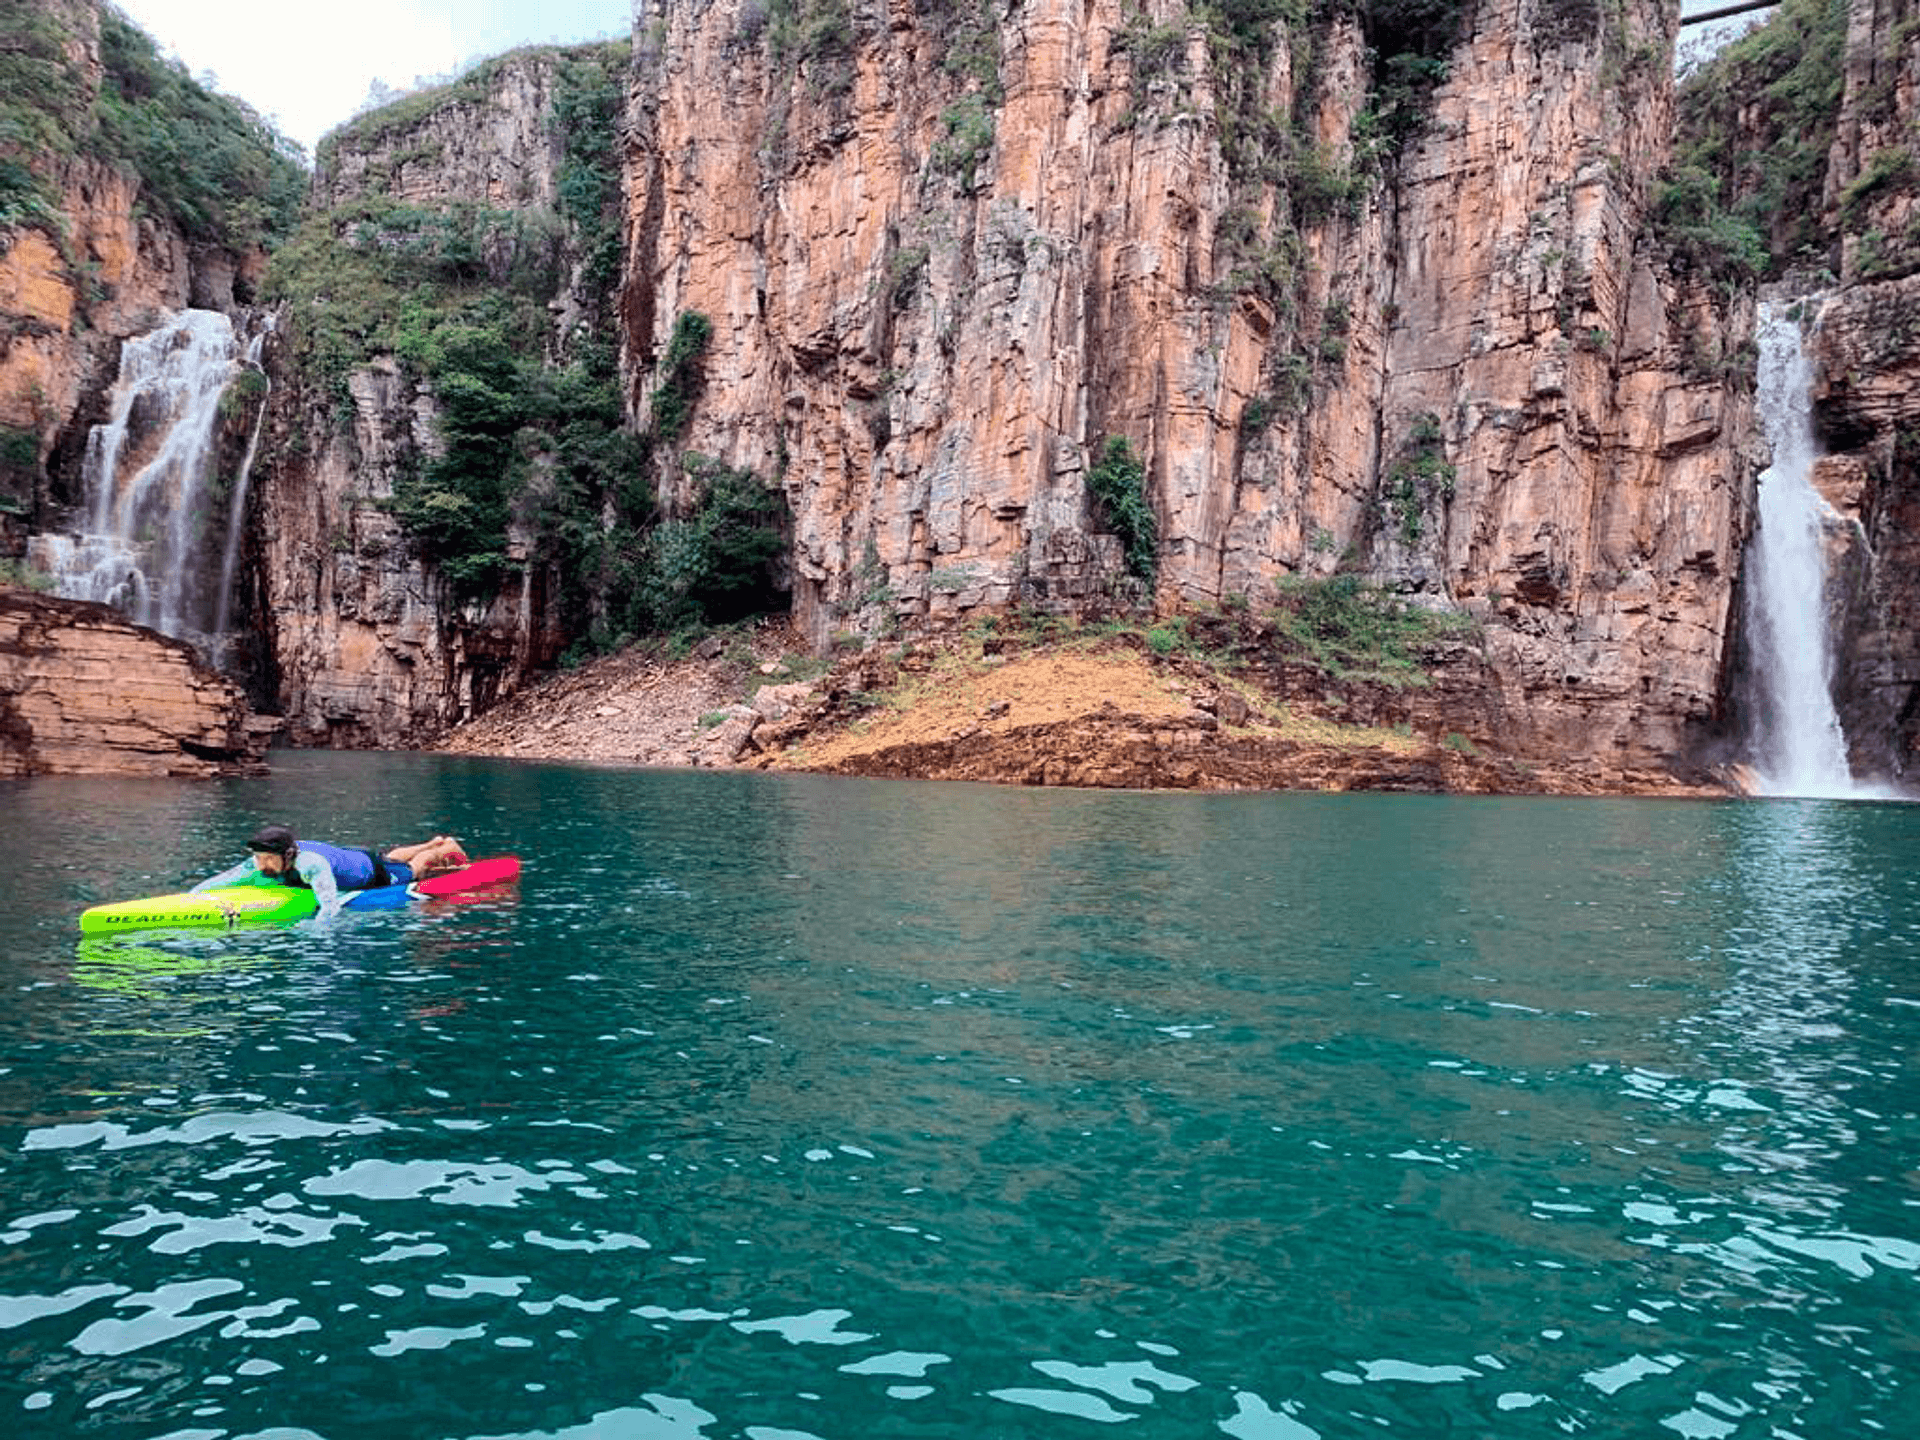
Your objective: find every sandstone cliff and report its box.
[0,587,274,776]
[1811,274,1920,781]
[1811,0,1920,781]
[242,344,566,746]
[0,1,293,776]
[250,44,621,745]
[619,0,1757,784]
[17,0,1917,793]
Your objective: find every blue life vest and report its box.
[289,840,378,891]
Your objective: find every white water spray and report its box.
[31,309,265,650]
[1744,302,1862,798]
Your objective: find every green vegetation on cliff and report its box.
[263,197,565,407]
[1662,0,1847,279]
[551,42,627,294]
[967,574,1474,692]
[388,299,536,594]
[1352,0,1470,159]
[267,40,788,640]
[1086,437,1159,587]
[1,426,41,521]
[265,52,590,600]
[1269,572,1473,686]
[1115,0,1488,446]
[1379,412,1455,546]
[0,4,304,257]
[635,456,791,633]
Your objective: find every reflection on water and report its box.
[0,756,1915,1437]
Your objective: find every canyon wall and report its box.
[15,0,1915,787]
[0,0,291,775]
[248,49,600,744]
[243,347,565,746]
[1806,0,1920,780]
[621,0,1757,780]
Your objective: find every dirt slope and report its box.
[436,616,1732,796]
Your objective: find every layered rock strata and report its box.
[249,352,564,746]
[0,588,274,776]
[1826,0,1920,283]
[0,1,286,775]
[1811,279,1920,781]
[622,0,1756,784]
[1805,0,1920,780]
[311,57,569,214]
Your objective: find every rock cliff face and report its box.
[0,587,274,776]
[1808,0,1920,780]
[1826,0,1920,282]
[1813,281,1920,779]
[249,50,587,745]
[20,0,1916,789]
[621,0,1757,781]
[0,0,287,777]
[310,59,570,215]
[245,340,567,746]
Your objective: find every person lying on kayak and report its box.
[190,825,468,921]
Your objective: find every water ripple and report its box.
[0,763,1915,1434]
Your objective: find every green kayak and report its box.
[78,884,316,935]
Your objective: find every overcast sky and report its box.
[113,0,634,158]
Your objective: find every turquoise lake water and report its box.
[1,751,1916,1438]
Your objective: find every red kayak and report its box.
[410,855,522,896]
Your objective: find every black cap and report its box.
[246,824,296,856]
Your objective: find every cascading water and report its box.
[1742,301,1864,798]
[30,309,268,653]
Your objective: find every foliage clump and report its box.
[1379,412,1455,546]
[650,311,714,444]
[1662,0,1846,280]
[1,426,40,515]
[549,43,629,294]
[764,0,858,95]
[1352,0,1466,161]
[263,197,565,409]
[1086,437,1159,586]
[269,43,787,644]
[388,305,530,593]
[627,457,791,637]
[933,95,997,183]
[1270,573,1473,686]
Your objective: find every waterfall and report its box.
[31,309,265,651]
[1743,302,1864,799]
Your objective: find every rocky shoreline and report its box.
[0,585,1734,796]
[434,617,1736,799]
